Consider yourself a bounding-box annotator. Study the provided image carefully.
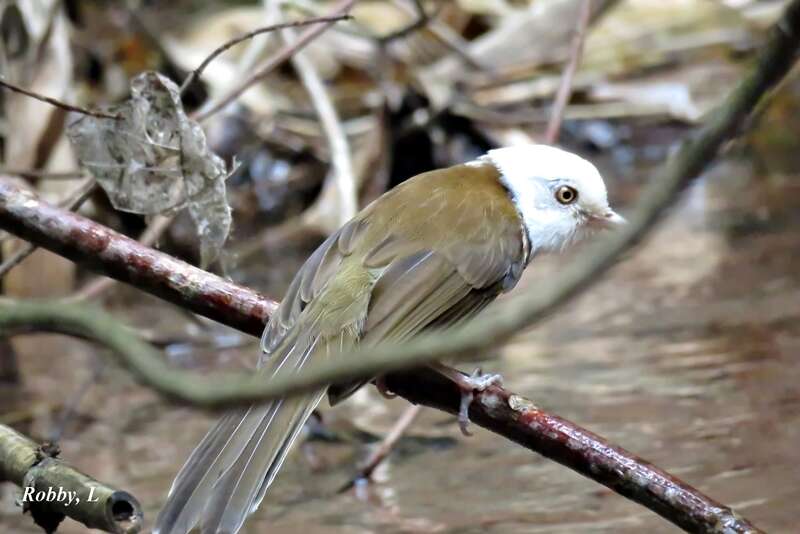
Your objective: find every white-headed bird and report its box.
[155,144,624,534]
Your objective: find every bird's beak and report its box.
[591,209,626,230]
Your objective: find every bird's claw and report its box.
[458,391,475,436]
[375,376,397,399]
[455,368,503,436]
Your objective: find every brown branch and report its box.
[382,369,759,534]
[0,190,762,533]
[179,14,353,94]
[193,0,357,122]
[0,180,276,336]
[544,0,592,143]
[66,214,174,302]
[0,177,96,278]
[0,78,120,121]
[0,424,142,533]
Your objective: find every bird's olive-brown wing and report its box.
[260,166,527,397]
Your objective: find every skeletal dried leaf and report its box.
[67,71,231,265]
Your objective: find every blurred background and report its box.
[1,0,799,532]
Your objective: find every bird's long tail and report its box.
[154,332,326,534]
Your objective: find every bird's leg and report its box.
[430,363,503,436]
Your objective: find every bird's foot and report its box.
[374,376,397,399]
[455,369,503,436]
[431,364,503,436]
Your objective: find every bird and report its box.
[154,144,624,534]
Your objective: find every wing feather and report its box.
[262,165,527,401]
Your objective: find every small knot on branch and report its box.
[36,442,61,461]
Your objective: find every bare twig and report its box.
[377,0,438,43]
[544,0,592,143]
[1,242,40,280]
[0,177,96,278]
[0,78,119,121]
[393,0,484,70]
[339,404,422,493]
[0,424,142,533]
[193,0,357,122]
[0,300,274,407]
[0,301,762,534]
[48,356,105,443]
[0,168,84,180]
[283,22,358,226]
[179,14,353,94]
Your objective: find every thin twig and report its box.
[0,168,84,180]
[377,0,437,43]
[0,177,96,278]
[0,301,763,533]
[193,0,357,122]
[393,0,484,70]
[179,14,353,95]
[544,0,592,143]
[33,0,61,66]
[48,356,105,443]
[283,21,358,225]
[339,404,422,493]
[0,78,119,121]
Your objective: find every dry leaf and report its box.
[67,71,231,265]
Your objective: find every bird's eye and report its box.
[555,185,578,205]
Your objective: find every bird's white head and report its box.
[476,144,624,254]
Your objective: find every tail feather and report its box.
[252,390,325,509]
[165,407,254,498]
[201,391,326,534]
[155,328,330,534]
[154,404,274,534]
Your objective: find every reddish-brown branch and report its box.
[0,180,761,534]
[384,369,759,534]
[66,214,174,302]
[0,177,96,277]
[0,181,275,336]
